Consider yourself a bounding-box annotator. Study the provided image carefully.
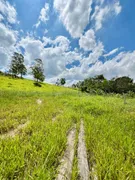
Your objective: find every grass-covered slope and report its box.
[0,75,135,179]
[0,75,74,93]
[0,75,79,179]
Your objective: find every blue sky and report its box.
[0,0,135,85]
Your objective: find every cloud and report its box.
[54,0,93,38]
[18,36,44,64]
[42,36,53,46]
[42,35,70,51]
[104,48,122,57]
[79,28,104,68]
[0,14,4,21]
[0,23,18,67]
[0,0,17,24]
[0,47,9,67]
[87,41,104,63]
[85,51,135,80]
[54,36,70,51]
[92,1,122,31]
[35,3,49,28]
[0,23,17,48]
[80,41,104,73]
[18,35,82,79]
[0,0,19,68]
[114,2,122,15]
[79,29,96,51]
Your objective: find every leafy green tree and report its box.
[9,52,27,78]
[113,76,134,93]
[60,78,66,86]
[31,59,45,82]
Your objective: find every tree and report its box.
[9,52,27,78]
[74,75,135,95]
[31,59,45,82]
[113,76,134,93]
[72,84,77,88]
[60,78,66,86]
[95,74,105,82]
[19,64,27,78]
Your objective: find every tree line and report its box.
[73,74,135,95]
[1,52,66,86]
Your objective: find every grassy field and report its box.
[0,75,135,179]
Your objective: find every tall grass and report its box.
[0,76,135,179]
[82,96,135,179]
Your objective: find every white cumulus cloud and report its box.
[18,35,82,80]
[79,29,96,51]
[54,0,93,38]
[0,23,18,67]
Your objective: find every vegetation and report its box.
[60,78,66,86]
[56,78,66,86]
[9,52,27,78]
[75,74,135,95]
[0,75,135,179]
[83,96,135,179]
[0,50,135,179]
[31,59,45,83]
[3,52,46,85]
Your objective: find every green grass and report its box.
[0,75,135,179]
[82,96,135,179]
[0,75,75,93]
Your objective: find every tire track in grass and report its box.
[56,127,76,180]
[0,121,29,139]
[78,120,89,180]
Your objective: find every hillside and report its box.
[0,75,74,93]
[0,75,135,179]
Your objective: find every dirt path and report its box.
[56,127,76,180]
[78,121,89,180]
[0,121,29,139]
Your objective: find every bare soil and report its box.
[0,121,29,139]
[78,121,89,180]
[56,127,76,180]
